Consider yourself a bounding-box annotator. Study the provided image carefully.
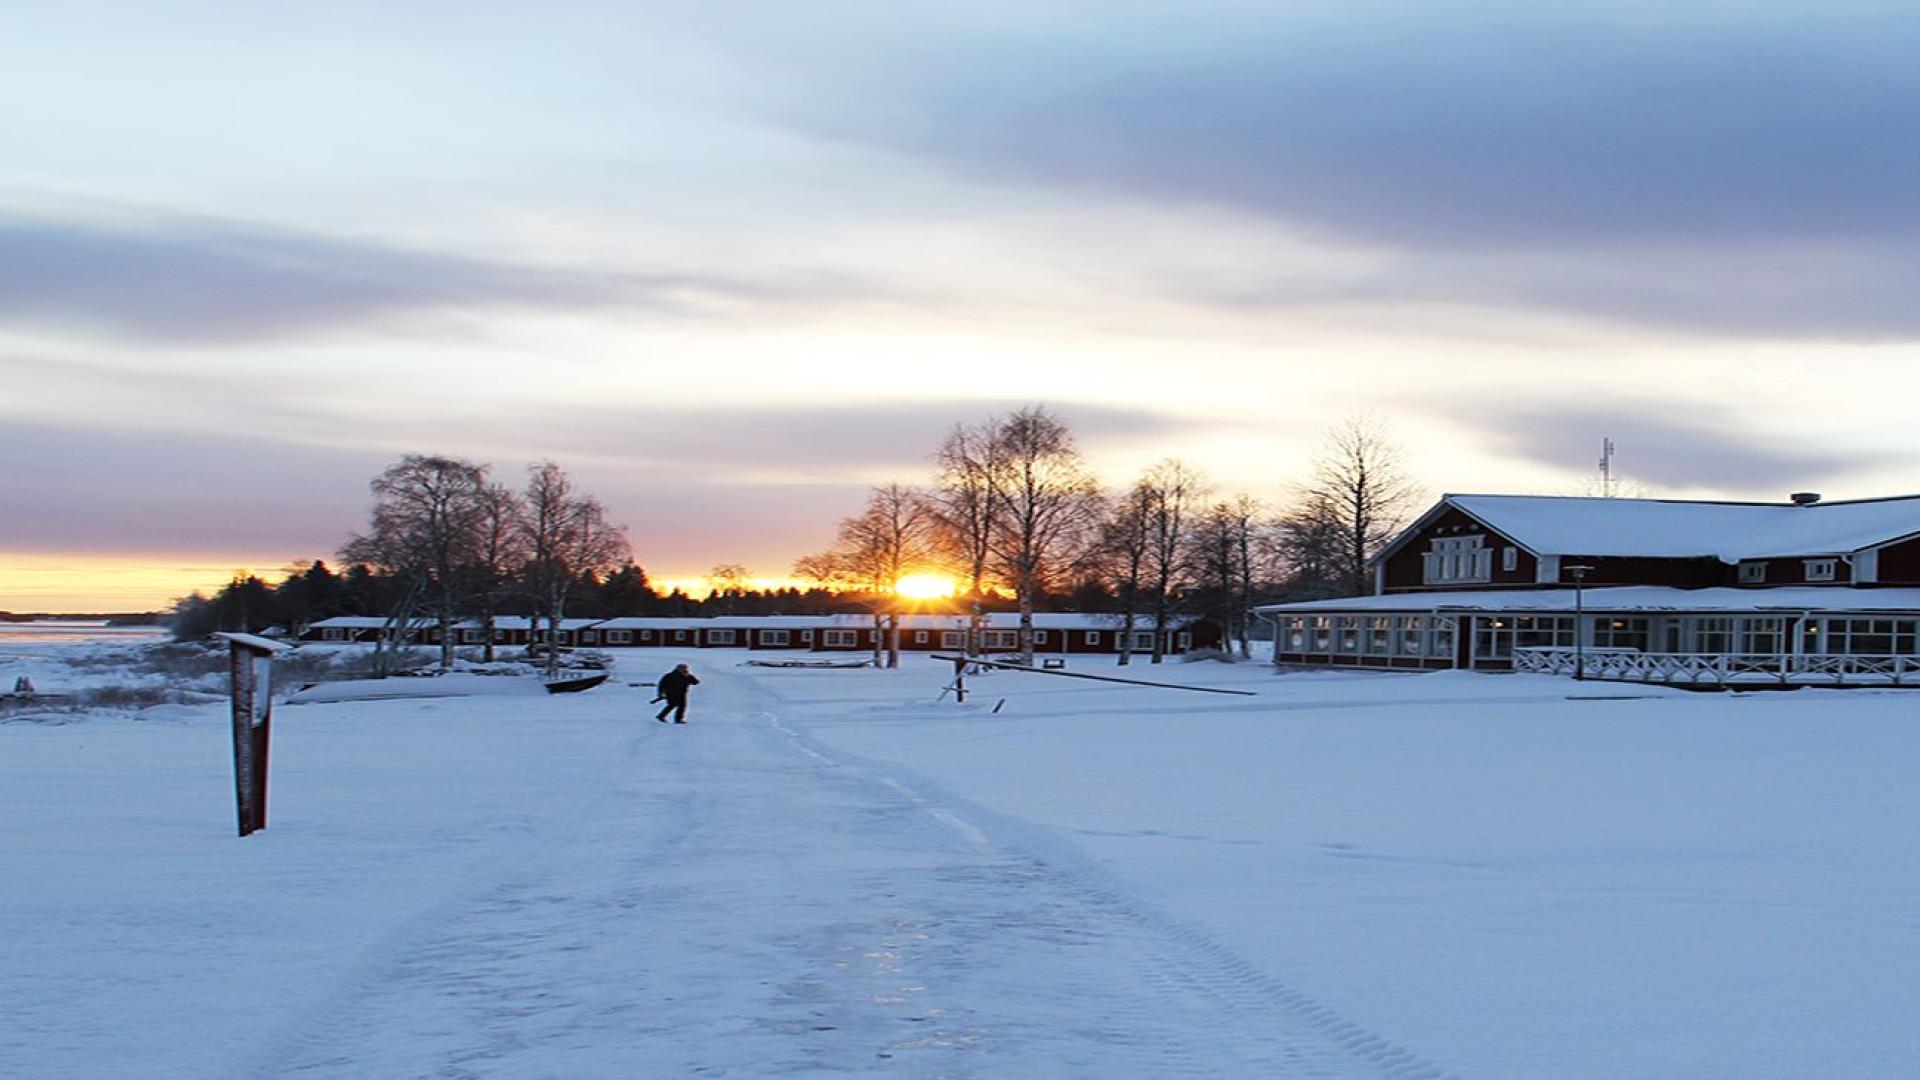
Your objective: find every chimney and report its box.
[1790,492,1822,506]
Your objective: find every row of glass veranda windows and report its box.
[1277,613,1920,663]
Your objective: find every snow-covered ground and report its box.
[5,638,1919,1078]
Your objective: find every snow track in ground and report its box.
[260,666,1452,1078]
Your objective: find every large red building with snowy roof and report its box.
[1256,493,1920,685]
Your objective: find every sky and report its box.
[6,1,1920,612]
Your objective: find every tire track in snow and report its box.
[257,665,1459,1078]
[767,711,1460,1080]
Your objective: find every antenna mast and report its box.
[1598,437,1616,498]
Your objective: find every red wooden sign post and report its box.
[217,633,287,837]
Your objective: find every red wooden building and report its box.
[1259,493,1920,684]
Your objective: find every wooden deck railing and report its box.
[1511,647,1920,686]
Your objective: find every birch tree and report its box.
[794,484,938,668]
[341,454,490,671]
[520,461,631,677]
[930,420,1002,653]
[1140,459,1207,663]
[986,406,1104,665]
[1299,414,1419,597]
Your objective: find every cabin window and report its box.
[822,630,858,647]
[672,630,686,641]
[460,629,483,644]
[800,630,813,642]
[323,628,345,641]
[1084,631,1100,645]
[1423,536,1492,584]
[1034,630,1048,644]
[1591,617,1650,652]
[1502,547,1518,572]
[982,630,1019,649]
[760,629,790,646]
[940,631,964,648]
[1129,631,1155,651]
[578,631,597,644]
[913,630,929,644]
[1284,616,1308,652]
[1178,632,1192,649]
[607,630,633,644]
[1367,616,1392,655]
[640,629,654,641]
[1739,561,1767,584]
[493,628,510,641]
[706,629,736,645]
[1804,559,1837,582]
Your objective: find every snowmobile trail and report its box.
[260,664,1455,1078]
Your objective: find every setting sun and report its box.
[894,573,957,600]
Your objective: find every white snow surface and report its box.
[7,644,1920,1078]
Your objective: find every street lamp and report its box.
[1566,564,1596,681]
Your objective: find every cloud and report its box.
[0,212,872,345]
[689,3,1920,338]
[1445,400,1879,492]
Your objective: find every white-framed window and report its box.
[460,629,483,643]
[323,628,345,641]
[1423,536,1492,584]
[1084,630,1100,644]
[1739,561,1768,584]
[672,629,686,641]
[800,630,814,642]
[982,630,1018,649]
[822,630,858,647]
[1177,632,1192,649]
[493,628,510,641]
[1034,630,1048,644]
[940,631,964,648]
[607,629,633,644]
[579,630,597,644]
[759,629,790,646]
[707,629,736,645]
[1502,546,1518,572]
[913,631,929,644]
[1129,631,1155,651]
[640,629,654,641]
[1804,558,1838,582]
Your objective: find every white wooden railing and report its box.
[1511,647,1920,686]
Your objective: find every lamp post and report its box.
[1566,564,1595,681]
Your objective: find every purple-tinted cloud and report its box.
[1443,400,1880,493]
[699,3,1920,337]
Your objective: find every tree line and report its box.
[795,406,1419,668]
[171,410,1420,672]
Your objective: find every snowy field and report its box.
[6,634,1920,1078]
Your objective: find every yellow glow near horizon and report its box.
[895,573,958,600]
[0,553,286,614]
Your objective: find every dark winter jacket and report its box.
[657,669,699,701]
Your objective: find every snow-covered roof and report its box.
[308,616,432,629]
[1256,586,1920,615]
[1427,494,1920,562]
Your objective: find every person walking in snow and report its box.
[654,663,699,724]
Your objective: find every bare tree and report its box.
[1191,494,1266,658]
[520,461,631,678]
[341,454,490,671]
[794,484,938,668]
[707,563,750,614]
[929,420,1002,654]
[1296,414,1420,597]
[466,481,526,662]
[1140,459,1208,663]
[1099,481,1156,666]
[986,406,1104,665]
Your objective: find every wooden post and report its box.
[218,633,287,837]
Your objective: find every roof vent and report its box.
[1790,492,1822,506]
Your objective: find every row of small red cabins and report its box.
[300,613,1217,656]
